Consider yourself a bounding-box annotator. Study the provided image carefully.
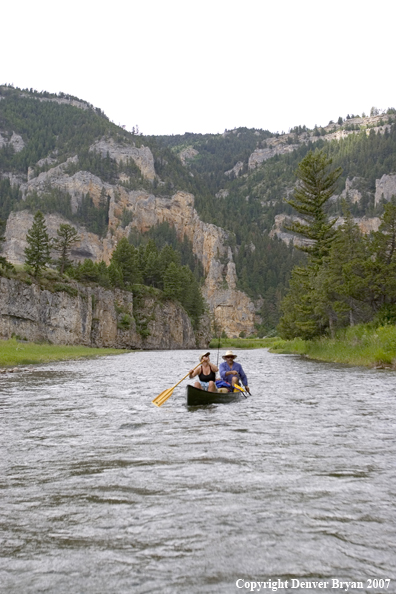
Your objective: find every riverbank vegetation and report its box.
[264,324,396,369]
[277,149,396,341]
[211,325,396,369]
[0,337,127,368]
[208,337,271,349]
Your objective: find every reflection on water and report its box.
[0,349,395,593]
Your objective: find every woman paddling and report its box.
[188,352,218,392]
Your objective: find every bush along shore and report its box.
[261,324,396,369]
[0,337,130,370]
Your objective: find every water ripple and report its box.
[0,349,395,593]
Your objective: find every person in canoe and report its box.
[219,350,250,393]
[188,352,218,392]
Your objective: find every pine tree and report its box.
[364,196,396,312]
[110,237,141,287]
[0,218,13,272]
[24,211,51,276]
[163,262,183,300]
[285,150,342,265]
[52,223,79,274]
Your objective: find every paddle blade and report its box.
[152,387,174,407]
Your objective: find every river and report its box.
[0,349,395,594]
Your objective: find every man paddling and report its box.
[219,350,250,393]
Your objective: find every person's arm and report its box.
[209,362,218,372]
[189,366,201,379]
[237,364,248,386]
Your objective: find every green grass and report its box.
[0,338,130,368]
[209,337,278,349]
[267,324,396,368]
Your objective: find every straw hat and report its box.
[222,350,237,360]
[199,352,210,361]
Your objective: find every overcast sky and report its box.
[2,0,395,136]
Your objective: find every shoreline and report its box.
[210,326,396,369]
[0,338,131,369]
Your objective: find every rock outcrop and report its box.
[225,161,244,177]
[4,211,113,265]
[179,146,198,165]
[90,138,156,182]
[249,144,299,170]
[0,277,209,349]
[375,174,396,205]
[270,213,381,245]
[340,177,364,203]
[4,188,257,337]
[0,131,25,153]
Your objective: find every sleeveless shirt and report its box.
[198,365,216,382]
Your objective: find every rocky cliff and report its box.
[4,183,257,337]
[0,277,209,349]
[270,213,382,246]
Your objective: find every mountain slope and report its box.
[1,84,396,335]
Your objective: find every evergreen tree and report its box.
[24,211,51,276]
[326,207,369,326]
[52,223,79,274]
[163,262,183,300]
[110,237,141,287]
[364,196,396,312]
[0,218,13,271]
[284,150,342,264]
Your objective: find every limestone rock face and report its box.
[3,211,114,266]
[375,174,396,205]
[22,158,113,213]
[0,277,206,349]
[0,131,25,152]
[4,144,257,336]
[90,138,156,181]
[179,146,198,165]
[225,161,244,177]
[270,213,381,245]
[109,189,257,336]
[249,145,298,170]
[340,177,363,203]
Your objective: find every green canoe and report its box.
[186,384,246,406]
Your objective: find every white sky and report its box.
[2,0,395,136]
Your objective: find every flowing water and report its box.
[0,349,395,594]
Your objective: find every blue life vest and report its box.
[215,380,233,392]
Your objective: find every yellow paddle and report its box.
[152,360,205,407]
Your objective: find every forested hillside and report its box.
[1,84,396,335]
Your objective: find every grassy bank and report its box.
[208,337,274,350]
[0,338,129,368]
[265,325,396,369]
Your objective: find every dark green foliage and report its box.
[52,224,79,274]
[285,150,342,264]
[154,127,273,194]
[0,87,134,173]
[24,211,51,276]
[128,221,204,281]
[110,237,142,287]
[279,191,396,338]
[65,149,119,184]
[52,282,79,297]
[76,191,109,236]
[21,188,73,219]
[71,259,110,286]
[0,178,22,220]
[0,217,13,271]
